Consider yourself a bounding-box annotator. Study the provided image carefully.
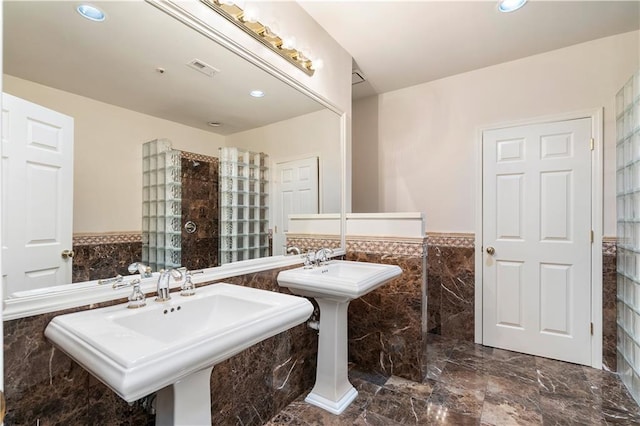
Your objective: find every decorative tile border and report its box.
[427,233,475,248]
[181,151,219,164]
[347,236,426,257]
[286,234,427,257]
[426,233,617,254]
[73,232,142,246]
[285,235,341,253]
[75,231,613,253]
[603,238,616,256]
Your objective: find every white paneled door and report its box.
[2,93,74,296]
[482,118,592,365]
[273,157,319,255]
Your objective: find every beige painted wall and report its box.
[352,96,379,213]
[4,74,225,234]
[5,75,345,236]
[226,109,341,214]
[353,30,640,235]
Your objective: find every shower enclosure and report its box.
[218,147,270,264]
[142,139,182,271]
[616,71,640,404]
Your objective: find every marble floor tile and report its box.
[268,334,640,426]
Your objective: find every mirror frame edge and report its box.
[2,0,347,320]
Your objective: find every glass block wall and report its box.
[142,139,182,271]
[219,147,269,264]
[617,71,640,405]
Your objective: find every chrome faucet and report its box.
[156,268,183,302]
[128,262,152,278]
[286,246,301,256]
[303,250,316,269]
[315,248,333,266]
[98,274,123,285]
[112,278,146,309]
[181,269,204,297]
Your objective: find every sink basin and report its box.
[45,283,313,424]
[277,260,402,415]
[277,260,402,301]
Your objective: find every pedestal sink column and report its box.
[305,298,358,415]
[155,366,214,425]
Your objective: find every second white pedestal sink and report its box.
[45,283,313,425]
[277,260,402,414]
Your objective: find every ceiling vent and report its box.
[352,70,366,85]
[187,59,219,77]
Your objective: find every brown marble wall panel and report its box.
[604,250,617,371]
[426,237,618,370]
[4,266,317,425]
[3,306,152,425]
[72,241,142,283]
[181,155,219,270]
[212,267,318,425]
[346,249,426,383]
[5,233,618,423]
[427,245,475,342]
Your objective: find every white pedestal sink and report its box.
[277,260,402,414]
[44,283,313,425]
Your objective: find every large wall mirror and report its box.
[2,0,344,312]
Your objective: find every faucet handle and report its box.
[286,246,301,256]
[303,250,315,269]
[98,274,123,285]
[181,269,203,297]
[127,279,146,309]
[315,248,333,265]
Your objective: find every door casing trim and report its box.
[474,108,604,369]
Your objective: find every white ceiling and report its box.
[5,0,639,118]
[3,1,324,135]
[299,0,640,99]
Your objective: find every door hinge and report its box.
[590,230,594,243]
[590,322,594,335]
[590,138,594,150]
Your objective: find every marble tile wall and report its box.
[426,234,618,371]
[426,235,475,341]
[346,238,427,383]
[289,233,617,375]
[180,154,219,270]
[3,266,317,425]
[6,232,619,423]
[72,233,142,283]
[284,234,429,382]
[603,240,617,371]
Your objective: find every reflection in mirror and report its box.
[2,1,342,297]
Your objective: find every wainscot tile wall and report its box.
[72,233,142,283]
[4,266,318,425]
[290,233,618,372]
[425,234,618,372]
[6,233,618,424]
[346,237,427,383]
[287,234,428,383]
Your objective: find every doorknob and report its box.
[61,249,75,259]
[486,246,495,255]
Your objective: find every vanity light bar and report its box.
[200,0,315,76]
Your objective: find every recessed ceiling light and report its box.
[207,122,222,127]
[76,4,106,22]
[250,90,265,98]
[498,0,527,13]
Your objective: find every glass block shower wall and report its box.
[219,147,269,264]
[142,139,182,271]
[617,71,640,405]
